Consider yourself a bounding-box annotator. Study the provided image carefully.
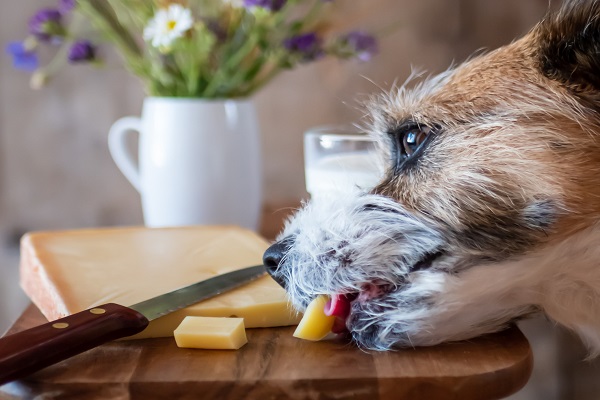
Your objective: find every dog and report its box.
[263,0,600,355]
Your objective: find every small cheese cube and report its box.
[293,295,335,341]
[174,316,247,350]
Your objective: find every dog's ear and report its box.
[534,0,600,103]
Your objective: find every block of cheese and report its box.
[174,316,247,350]
[293,295,335,341]
[20,226,301,340]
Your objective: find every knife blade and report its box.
[0,264,266,385]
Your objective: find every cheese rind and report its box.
[174,316,247,350]
[20,226,301,340]
[293,295,335,341]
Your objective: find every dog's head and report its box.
[266,0,600,352]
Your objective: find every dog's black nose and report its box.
[263,239,290,274]
[263,238,293,289]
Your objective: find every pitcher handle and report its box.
[108,116,142,192]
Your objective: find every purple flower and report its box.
[243,0,286,12]
[5,41,39,71]
[67,40,96,63]
[339,31,378,61]
[283,33,324,62]
[28,8,63,42]
[59,0,76,14]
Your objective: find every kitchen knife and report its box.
[0,264,266,385]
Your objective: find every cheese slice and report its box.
[174,316,247,350]
[293,295,335,341]
[20,226,301,340]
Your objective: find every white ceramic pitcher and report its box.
[108,97,262,230]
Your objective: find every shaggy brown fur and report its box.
[368,1,600,260]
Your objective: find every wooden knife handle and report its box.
[0,303,149,385]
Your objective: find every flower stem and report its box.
[77,0,148,78]
[202,17,260,97]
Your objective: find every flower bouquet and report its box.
[8,0,379,97]
[7,0,381,230]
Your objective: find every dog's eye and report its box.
[388,123,436,170]
[402,127,431,156]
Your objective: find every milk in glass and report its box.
[304,126,384,200]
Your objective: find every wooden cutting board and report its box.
[0,305,532,400]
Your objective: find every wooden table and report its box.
[0,205,533,399]
[0,304,532,400]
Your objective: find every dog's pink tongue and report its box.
[324,294,352,334]
[324,294,351,318]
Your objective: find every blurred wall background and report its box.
[2,1,597,399]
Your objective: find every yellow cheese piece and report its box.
[293,295,335,341]
[174,316,247,350]
[20,226,301,340]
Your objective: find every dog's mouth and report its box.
[324,283,394,334]
[325,293,356,334]
[324,280,398,334]
[321,251,444,336]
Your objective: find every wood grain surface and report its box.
[0,305,532,400]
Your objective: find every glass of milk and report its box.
[304,126,384,200]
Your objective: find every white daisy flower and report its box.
[143,4,194,50]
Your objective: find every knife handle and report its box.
[0,303,149,385]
